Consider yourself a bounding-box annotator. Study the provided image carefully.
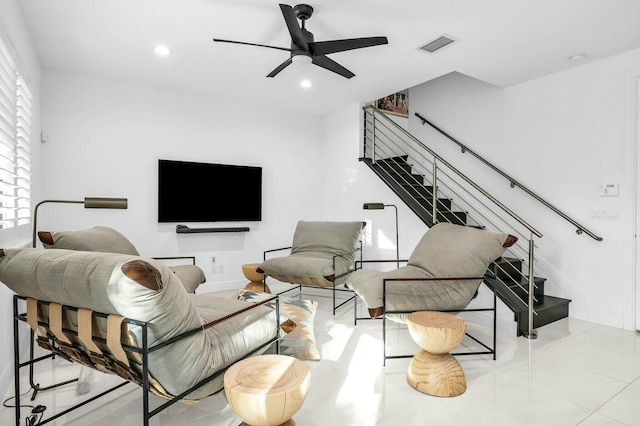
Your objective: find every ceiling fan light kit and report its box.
[213,3,388,79]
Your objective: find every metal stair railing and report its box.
[361,105,585,339]
[414,112,603,242]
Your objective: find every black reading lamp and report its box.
[28,196,127,400]
[32,197,128,247]
[363,202,400,268]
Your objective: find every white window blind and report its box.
[16,74,32,227]
[0,30,31,230]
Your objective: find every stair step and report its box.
[506,276,546,306]
[516,295,571,336]
[400,182,433,195]
[387,171,424,185]
[376,159,413,175]
[437,211,467,225]
[416,197,453,211]
[493,257,523,281]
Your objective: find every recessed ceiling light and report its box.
[569,54,586,62]
[154,45,171,56]
[300,80,312,88]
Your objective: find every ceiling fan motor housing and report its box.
[294,4,313,21]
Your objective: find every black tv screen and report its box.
[158,159,262,222]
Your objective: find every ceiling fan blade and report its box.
[311,55,355,79]
[267,58,293,78]
[213,38,291,52]
[310,36,388,56]
[279,4,308,49]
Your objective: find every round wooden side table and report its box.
[224,354,311,426]
[406,311,467,397]
[242,263,270,293]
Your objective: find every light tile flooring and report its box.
[2,288,640,425]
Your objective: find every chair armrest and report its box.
[201,294,279,330]
[263,246,292,260]
[381,276,486,316]
[331,246,363,280]
[355,259,409,267]
[152,256,196,266]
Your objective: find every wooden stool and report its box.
[406,311,467,397]
[224,354,310,426]
[242,263,270,293]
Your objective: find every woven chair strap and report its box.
[77,308,102,354]
[49,303,73,345]
[26,298,48,337]
[106,315,129,367]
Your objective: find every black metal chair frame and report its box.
[11,294,280,426]
[351,259,497,366]
[263,241,363,315]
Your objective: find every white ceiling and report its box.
[17,0,640,116]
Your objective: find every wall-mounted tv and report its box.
[158,159,262,223]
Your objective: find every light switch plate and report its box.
[598,183,618,196]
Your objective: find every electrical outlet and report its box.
[211,256,217,273]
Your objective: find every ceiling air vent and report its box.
[420,35,457,54]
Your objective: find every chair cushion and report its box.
[38,226,139,255]
[258,221,364,287]
[38,226,205,293]
[168,264,206,293]
[347,223,514,321]
[0,248,276,400]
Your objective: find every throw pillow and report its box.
[237,289,321,361]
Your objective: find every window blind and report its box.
[16,74,31,227]
[0,30,31,230]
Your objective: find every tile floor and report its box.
[2,287,640,425]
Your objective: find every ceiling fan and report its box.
[213,3,388,79]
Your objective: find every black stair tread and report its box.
[386,172,424,185]
[516,294,571,335]
[437,211,467,225]
[416,201,454,213]
[505,276,547,287]
[532,294,571,310]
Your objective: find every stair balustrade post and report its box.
[524,237,538,339]
[432,159,438,224]
[372,111,377,164]
[363,109,368,159]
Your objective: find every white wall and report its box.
[407,49,640,329]
[0,0,41,400]
[39,69,325,294]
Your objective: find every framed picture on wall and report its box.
[375,90,409,117]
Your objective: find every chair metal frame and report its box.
[262,241,363,315]
[11,294,280,426]
[351,259,497,366]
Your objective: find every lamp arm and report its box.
[32,200,84,248]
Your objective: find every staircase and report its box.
[359,106,601,336]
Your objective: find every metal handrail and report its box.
[414,112,603,241]
[363,105,543,238]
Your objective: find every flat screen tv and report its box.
[158,159,262,223]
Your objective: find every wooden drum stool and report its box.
[406,311,467,397]
[224,354,311,426]
[242,263,270,293]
